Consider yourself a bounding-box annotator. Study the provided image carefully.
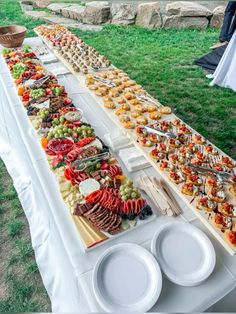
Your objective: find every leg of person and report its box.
[227,14,236,41]
[219,1,236,42]
[210,2,236,49]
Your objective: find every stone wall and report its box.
[83,0,226,13]
[23,0,226,30]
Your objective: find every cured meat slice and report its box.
[84,203,100,217]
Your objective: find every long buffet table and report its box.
[0,37,236,312]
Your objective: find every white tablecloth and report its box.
[210,31,236,91]
[0,37,236,312]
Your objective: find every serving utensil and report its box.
[187,163,233,183]
[55,32,63,42]
[93,75,116,88]
[143,125,177,139]
[89,65,111,72]
[136,92,161,107]
[32,74,50,88]
[72,152,110,171]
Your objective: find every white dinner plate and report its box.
[92,243,162,313]
[151,221,216,287]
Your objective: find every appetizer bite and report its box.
[211,213,232,229]
[196,197,217,212]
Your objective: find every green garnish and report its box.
[2,48,11,55]
[12,63,26,79]
[22,44,31,52]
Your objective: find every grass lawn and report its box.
[0,0,235,312]
[0,161,50,312]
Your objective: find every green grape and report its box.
[124,187,132,194]
[126,179,133,187]
[131,192,137,199]
[96,162,101,169]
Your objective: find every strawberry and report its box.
[64,97,72,105]
[45,88,51,95]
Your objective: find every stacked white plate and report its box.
[151,221,216,286]
[92,222,216,312]
[92,243,162,313]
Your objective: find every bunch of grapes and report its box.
[47,121,94,140]
[119,179,141,201]
[30,88,45,99]
[38,109,50,119]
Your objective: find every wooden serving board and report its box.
[35,30,236,255]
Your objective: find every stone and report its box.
[163,15,209,29]
[136,2,162,29]
[166,1,212,17]
[25,10,49,19]
[61,5,85,21]
[33,0,50,8]
[82,1,110,25]
[47,3,71,14]
[43,15,103,31]
[20,2,33,12]
[111,3,137,25]
[21,0,33,4]
[210,6,225,28]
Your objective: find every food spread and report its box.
[2,45,153,249]
[2,24,236,254]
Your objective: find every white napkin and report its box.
[39,53,58,64]
[50,66,70,76]
[103,129,131,152]
[119,146,150,172]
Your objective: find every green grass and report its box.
[0,160,50,312]
[0,0,235,312]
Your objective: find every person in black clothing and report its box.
[210,1,236,49]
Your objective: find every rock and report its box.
[163,15,209,29]
[111,3,137,25]
[82,1,110,25]
[21,0,33,4]
[47,3,71,14]
[166,1,212,17]
[61,5,85,21]
[33,0,50,8]
[43,15,103,31]
[25,10,49,19]
[210,6,225,28]
[136,2,162,29]
[20,2,33,12]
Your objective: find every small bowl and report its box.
[0,25,27,48]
